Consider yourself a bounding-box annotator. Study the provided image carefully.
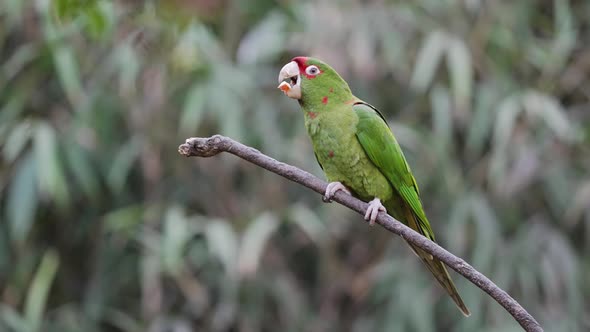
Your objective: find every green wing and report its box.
[352,102,434,240]
[353,102,470,316]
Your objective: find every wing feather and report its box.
[353,102,434,239]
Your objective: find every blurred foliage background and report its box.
[0,0,589,331]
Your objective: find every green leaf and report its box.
[238,212,278,277]
[430,84,452,151]
[205,219,238,278]
[63,143,100,201]
[24,250,60,332]
[410,31,447,92]
[446,37,472,109]
[287,204,326,245]
[522,91,579,142]
[3,121,33,163]
[85,2,108,38]
[115,43,140,94]
[564,181,590,224]
[6,153,38,244]
[170,24,203,72]
[52,0,78,20]
[53,45,84,108]
[2,44,38,82]
[466,83,497,155]
[0,304,29,332]
[107,138,140,194]
[490,95,521,185]
[103,204,144,235]
[162,206,195,275]
[211,87,244,142]
[102,308,142,332]
[2,0,25,21]
[469,193,499,273]
[0,94,26,125]
[34,123,69,207]
[179,82,207,137]
[236,11,287,64]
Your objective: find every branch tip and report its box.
[179,136,224,158]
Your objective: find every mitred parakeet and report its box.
[277,56,470,316]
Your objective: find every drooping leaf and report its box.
[238,212,278,277]
[63,142,100,201]
[287,203,326,245]
[179,82,207,136]
[24,250,60,332]
[446,37,472,111]
[410,31,447,93]
[107,138,140,195]
[103,204,144,235]
[430,84,452,151]
[3,121,33,163]
[205,219,238,278]
[236,11,287,65]
[161,206,195,275]
[34,122,69,207]
[53,45,85,108]
[6,153,38,244]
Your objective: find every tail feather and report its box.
[404,209,471,316]
[410,244,471,316]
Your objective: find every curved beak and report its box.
[277,61,301,99]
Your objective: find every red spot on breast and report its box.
[308,111,318,119]
[322,96,328,104]
[328,150,334,158]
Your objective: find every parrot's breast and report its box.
[305,109,393,203]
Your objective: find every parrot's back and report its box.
[305,101,471,317]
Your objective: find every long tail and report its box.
[404,209,471,317]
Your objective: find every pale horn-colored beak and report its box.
[277,61,301,99]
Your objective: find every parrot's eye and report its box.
[305,65,320,76]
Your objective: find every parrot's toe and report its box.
[323,182,350,202]
[364,198,386,226]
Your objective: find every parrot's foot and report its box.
[323,182,351,202]
[364,198,386,226]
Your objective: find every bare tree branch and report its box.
[178,135,543,332]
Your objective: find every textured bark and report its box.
[178,135,543,332]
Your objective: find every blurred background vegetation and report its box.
[0,0,589,331]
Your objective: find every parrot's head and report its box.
[278,57,352,105]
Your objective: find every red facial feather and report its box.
[292,56,322,79]
[322,96,328,104]
[292,56,308,70]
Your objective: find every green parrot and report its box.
[277,56,470,316]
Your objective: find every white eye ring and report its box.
[305,65,320,76]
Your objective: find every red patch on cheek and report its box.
[308,111,318,119]
[322,96,328,104]
[328,150,334,158]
